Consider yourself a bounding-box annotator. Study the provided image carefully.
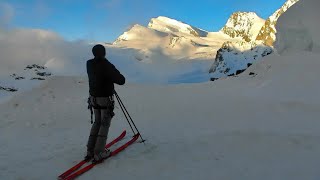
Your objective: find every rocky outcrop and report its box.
[1,64,52,93]
[256,0,299,46]
[210,0,299,80]
[220,12,265,42]
[0,86,18,92]
[209,41,273,78]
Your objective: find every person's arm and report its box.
[86,61,90,75]
[108,64,126,85]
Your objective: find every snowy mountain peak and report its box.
[113,24,142,44]
[148,16,208,37]
[226,12,262,22]
[256,0,299,46]
[221,11,265,42]
[113,24,168,45]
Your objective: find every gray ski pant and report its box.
[87,96,114,155]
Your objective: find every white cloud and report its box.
[0,27,211,84]
[0,28,92,76]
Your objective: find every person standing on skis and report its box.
[85,44,125,163]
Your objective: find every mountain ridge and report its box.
[256,0,299,46]
[111,0,299,81]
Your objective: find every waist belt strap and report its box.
[87,96,114,124]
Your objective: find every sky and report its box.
[0,0,287,43]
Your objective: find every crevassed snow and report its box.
[256,0,299,46]
[275,0,320,54]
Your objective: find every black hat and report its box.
[92,44,106,57]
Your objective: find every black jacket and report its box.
[87,58,125,97]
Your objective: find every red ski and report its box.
[63,133,140,180]
[58,130,126,180]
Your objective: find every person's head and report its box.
[92,44,106,58]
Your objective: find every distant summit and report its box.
[210,0,300,79]
[220,12,265,42]
[148,16,208,37]
[111,0,299,81]
[113,24,168,45]
[113,16,230,61]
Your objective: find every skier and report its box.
[85,44,125,163]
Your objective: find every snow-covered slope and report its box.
[1,49,320,179]
[256,0,299,46]
[113,17,234,61]
[112,13,268,81]
[113,24,168,46]
[1,0,320,179]
[220,12,265,42]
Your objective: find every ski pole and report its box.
[114,91,146,143]
[115,93,136,135]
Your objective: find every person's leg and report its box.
[93,97,114,159]
[93,110,112,154]
[86,98,102,158]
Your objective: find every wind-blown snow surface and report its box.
[1,51,320,180]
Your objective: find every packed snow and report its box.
[1,0,320,179]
